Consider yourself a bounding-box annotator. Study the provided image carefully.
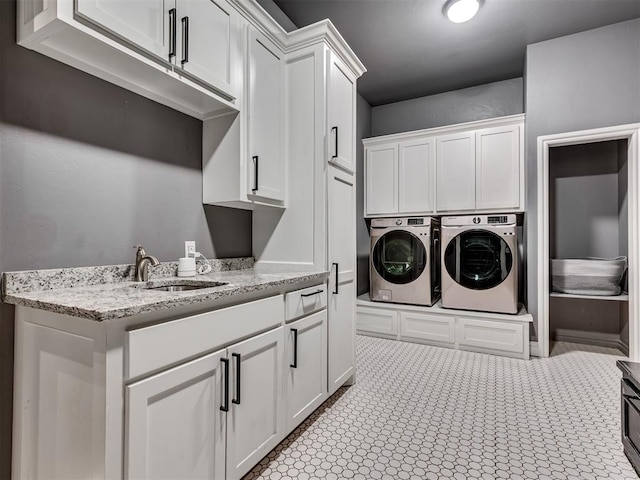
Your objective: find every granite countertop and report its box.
[2,258,329,322]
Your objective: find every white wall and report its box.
[525,18,640,341]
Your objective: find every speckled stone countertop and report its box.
[2,258,328,321]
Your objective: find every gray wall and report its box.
[256,0,297,32]
[0,0,251,476]
[525,18,640,341]
[356,94,372,295]
[371,77,524,136]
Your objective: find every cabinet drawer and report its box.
[356,306,397,338]
[458,317,527,358]
[126,295,284,379]
[399,311,455,346]
[285,284,327,321]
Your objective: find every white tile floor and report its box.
[244,335,639,480]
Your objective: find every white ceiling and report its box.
[273,0,640,106]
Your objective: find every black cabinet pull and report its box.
[252,156,259,192]
[220,357,229,412]
[181,16,189,65]
[331,126,338,159]
[300,289,323,298]
[332,262,339,294]
[168,8,176,59]
[290,329,298,368]
[232,353,241,405]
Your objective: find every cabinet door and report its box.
[365,144,397,215]
[176,0,239,98]
[399,138,435,214]
[226,327,284,480]
[436,132,476,212]
[327,51,356,173]
[76,0,172,60]
[285,311,327,432]
[475,124,520,210]
[125,349,226,480]
[328,166,356,394]
[247,28,285,203]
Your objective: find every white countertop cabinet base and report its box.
[12,287,332,480]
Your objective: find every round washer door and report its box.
[371,230,427,285]
[444,230,513,290]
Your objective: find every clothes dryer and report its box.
[441,214,518,314]
[370,216,440,306]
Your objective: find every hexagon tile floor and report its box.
[243,335,639,480]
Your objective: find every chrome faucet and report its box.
[133,245,160,282]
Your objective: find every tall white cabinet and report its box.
[328,166,357,394]
[251,26,364,396]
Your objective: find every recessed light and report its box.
[444,0,482,23]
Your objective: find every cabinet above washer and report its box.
[363,114,525,217]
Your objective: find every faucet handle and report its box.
[134,245,146,259]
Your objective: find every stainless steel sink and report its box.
[133,281,228,292]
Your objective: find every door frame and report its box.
[537,123,640,359]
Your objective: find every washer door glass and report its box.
[444,230,513,290]
[372,230,426,285]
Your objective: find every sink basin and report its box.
[132,281,228,292]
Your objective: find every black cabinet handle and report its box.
[331,126,338,159]
[332,262,339,294]
[232,353,241,405]
[290,329,298,368]
[252,156,259,192]
[220,357,229,412]
[168,8,176,59]
[300,289,323,298]
[181,16,189,65]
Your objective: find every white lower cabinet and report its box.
[226,327,285,480]
[125,349,227,480]
[399,311,455,347]
[285,310,328,431]
[13,288,336,480]
[356,306,398,338]
[458,317,528,358]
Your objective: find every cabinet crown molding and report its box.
[229,0,366,78]
[363,113,525,147]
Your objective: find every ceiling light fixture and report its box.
[444,0,482,23]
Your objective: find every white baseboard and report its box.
[530,341,541,357]
[553,328,622,350]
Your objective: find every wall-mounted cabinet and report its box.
[18,0,241,119]
[364,115,524,217]
[202,24,285,209]
[365,138,435,216]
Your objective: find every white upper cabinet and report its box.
[363,115,524,216]
[365,144,398,215]
[247,29,285,203]
[327,51,357,173]
[19,0,240,118]
[365,138,435,216]
[202,24,285,209]
[175,0,240,97]
[436,131,476,212]
[77,0,239,96]
[475,124,521,210]
[399,138,435,213]
[75,0,169,58]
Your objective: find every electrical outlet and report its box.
[185,241,196,258]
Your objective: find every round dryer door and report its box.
[444,230,513,290]
[371,230,427,284]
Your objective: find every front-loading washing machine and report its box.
[370,216,440,306]
[441,214,518,314]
